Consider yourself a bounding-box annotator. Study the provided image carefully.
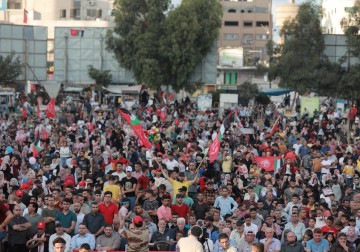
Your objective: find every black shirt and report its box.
[121,177,137,197]
[8,216,29,245]
[191,201,210,220]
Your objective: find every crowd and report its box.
[0,90,359,252]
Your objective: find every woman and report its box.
[325,232,335,249]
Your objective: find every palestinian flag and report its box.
[256,156,282,172]
[208,124,224,163]
[118,108,152,149]
[30,140,41,158]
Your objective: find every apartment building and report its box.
[217,0,272,86]
[321,0,354,34]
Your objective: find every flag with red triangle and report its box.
[118,108,152,149]
[45,98,56,118]
[208,124,225,163]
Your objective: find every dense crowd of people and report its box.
[0,90,359,252]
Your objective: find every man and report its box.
[70,194,91,215]
[186,161,199,200]
[305,228,329,252]
[52,237,67,252]
[177,225,204,252]
[70,223,96,250]
[283,212,305,241]
[142,212,158,240]
[98,191,118,225]
[113,162,127,181]
[0,196,13,240]
[217,233,237,252]
[204,215,219,240]
[49,224,71,252]
[161,166,198,199]
[259,227,281,252]
[73,201,85,234]
[8,204,32,252]
[26,221,50,252]
[213,187,238,217]
[55,198,77,236]
[96,224,121,250]
[121,166,138,211]
[157,195,172,223]
[191,192,209,220]
[171,193,190,219]
[214,228,237,252]
[238,230,256,252]
[151,219,172,243]
[169,217,189,242]
[143,189,159,222]
[243,214,258,235]
[175,186,194,207]
[103,175,121,203]
[83,201,106,237]
[24,202,43,236]
[42,195,59,235]
[230,220,245,250]
[281,231,305,252]
[321,216,337,235]
[330,232,355,252]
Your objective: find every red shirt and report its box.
[98,202,118,225]
[171,203,190,219]
[137,175,150,190]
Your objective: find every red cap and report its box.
[78,181,86,187]
[27,180,34,186]
[20,183,30,190]
[156,167,161,172]
[64,180,74,186]
[37,222,45,229]
[133,215,144,225]
[15,190,24,197]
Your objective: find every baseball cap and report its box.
[156,167,162,172]
[15,190,23,197]
[246,230,254,235]
[78,181,86,187]
[126,166,133,172]
[20,183,30,190]
[37,222,45,229]
[133,215,144,225]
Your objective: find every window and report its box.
[345,7,355,13]
[228,9,236,13]
[256,21,269,27]
[7,0,22,9]
[87,9,96,17]
[70,9,81,18]
[224,33,239,40]
[243,49,261,67]
[243,34,253,45]
[241,10,245,13]
[224,72,237,85]
[224,21,239,26]
[255,34,269,40]
[60,9,66,18]
[244,21,253,27]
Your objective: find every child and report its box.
[118,197,132,225]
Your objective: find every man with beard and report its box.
[95,224,121,250]
[161,167,198,199]
[280,231,305,252]
[191,192,209,220]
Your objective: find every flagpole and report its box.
[270,115,281,133]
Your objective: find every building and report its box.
[275,0,299,29]
[217,0,272,86]
[321,0,354,34]
[0,0,114,64]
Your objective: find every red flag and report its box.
[37,100,41,120]
[208,136,220,163]
[22,106,27,118]
[168,93,175,101]
[256,156,281,172]
[175,118,180,126]
[270,116,281,134]
[160,107,166,123]
[70,29,79,36]
[162,91,167,103]
[118,108,152,149]
[46,98,56,118]
[23,9,28,24]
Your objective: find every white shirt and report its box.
[164,159,179,171]
[49,233,72,252]
[244,223,258,235]
[178,235,204,252]
[321,159,332,174]
[74,212,85,234]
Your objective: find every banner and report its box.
[256,156,281,172]
[301,97,319,117]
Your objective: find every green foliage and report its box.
[87,65,112,91]
[263,1,343,95]
[339,64,360,100]
[106,0,222,91]
[0,53,22,84]
[342,0,360,56]
[255,93,271,105]
[238,82,259,106]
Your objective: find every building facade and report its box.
[321,0,354,34]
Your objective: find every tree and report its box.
[106,0,222,91]
[341,0,360,57]
[87,65,112,102]
[263,2,341,97]
[0,53,22,84]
